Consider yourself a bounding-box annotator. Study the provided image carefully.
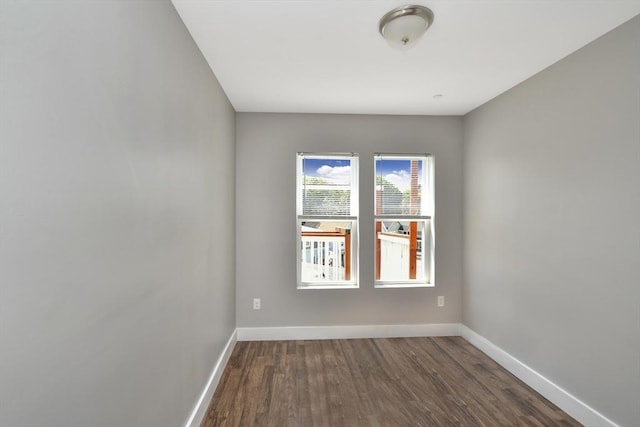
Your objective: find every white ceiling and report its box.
[172,0,640,116]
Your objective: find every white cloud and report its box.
[384,170,411,191]
[317,165,351,184]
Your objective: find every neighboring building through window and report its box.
[374,154,434,287]
[296,153,358,288]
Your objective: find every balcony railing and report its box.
[300,230,350,282]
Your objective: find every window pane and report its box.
[375,157,426,215]
[301,157,352,216]
[375,219,430,282]
[300,221,353,283]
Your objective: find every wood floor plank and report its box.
[202,337,582,426]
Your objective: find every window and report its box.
[296,153,358,288]
[374,154,434,287]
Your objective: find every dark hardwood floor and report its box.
[201,337,581,426]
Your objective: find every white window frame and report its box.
[374,153,434,288]
[296,152,359,289]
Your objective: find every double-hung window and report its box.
[374,154,434,287]
[296,153,359,289]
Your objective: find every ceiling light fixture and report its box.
[379,4,434,50]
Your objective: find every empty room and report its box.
[1,1,638,426]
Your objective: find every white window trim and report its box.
[374,153,435,288]
[296,153,359,289]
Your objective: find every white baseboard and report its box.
[237,323,460,341]
[459,325,618,427]
[184,329,237,427]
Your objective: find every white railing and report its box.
[300,236,346,281]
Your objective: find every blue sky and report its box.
[303,158,352,184]
[302,158,349,175]
[302,158,423,191]
[376,159,423,192]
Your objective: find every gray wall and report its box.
[236,113,463,327]
[0,2,235,426]
[463,16,640,427]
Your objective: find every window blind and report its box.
[374,154,431,216]
[298,154,357,217]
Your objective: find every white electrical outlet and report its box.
[253,298,261,310]
[437,296,445,307]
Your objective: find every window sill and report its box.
[297,283,359,290]
[375,283,434,289]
